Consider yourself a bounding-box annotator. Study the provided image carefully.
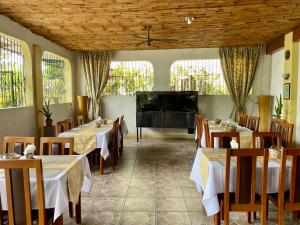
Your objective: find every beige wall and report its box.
[0,15,77,148]
[77,48,272,137]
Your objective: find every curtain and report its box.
[79,51,113,121]
[219,45,264,120]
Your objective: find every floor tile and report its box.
[124,198,155,212]
[156,186,183,197]
[156,198,187,211]
[119,212,155,225]
[92,197,125,211]
[156,212,191,225]
[127,185,155,197]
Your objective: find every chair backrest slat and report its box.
[269,118,285,132]
[247,115,260,132]
[225,148,269,207]
[238,114,248,127]
[195,114,203,148]
[2,136,36,155]
[211,132,240,148]
[278,122,294,148]
[40,137,74,155]
[202,119,210,148]
[77,115,85,126]
[278,148,300,212]
[1,160,46,225]
[252,132,282,148]
[56,118,73,135]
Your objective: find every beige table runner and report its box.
[35,156,84,204]
[63,123,112,155]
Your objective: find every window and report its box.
[103,61,154,95]
[42,51,68,104]
[0,34,26,108]
[170,59,228,95]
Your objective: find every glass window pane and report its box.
[103,61,154,95]
[42,51,66,104]
[170,59,228,95]
[0,34,26,108]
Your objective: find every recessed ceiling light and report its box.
[184,16,196,25]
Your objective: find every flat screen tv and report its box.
[136,91,198,137]
[136,91,198,112]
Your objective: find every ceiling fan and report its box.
[132,25,177,47]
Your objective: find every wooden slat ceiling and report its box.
[0,0,300,51]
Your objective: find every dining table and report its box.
[198,120,253,148]
[190,148,291,217]
[0,155,92,223]
[58,119,128,160]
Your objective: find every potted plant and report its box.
[273,94,283,119]
[39,99,53,127]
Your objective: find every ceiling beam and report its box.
[267,24,300,54]
[293,24,300,42]
[266,35,284,54]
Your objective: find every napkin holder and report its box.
[24,144,36,159]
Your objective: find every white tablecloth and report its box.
[0,155,92,222]
[59,120,128,160]
[190,148,291,216]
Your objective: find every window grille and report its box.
[103,61,154,95]
[170,59,228,95]
[0,34,26,108]
[42,51,66,104]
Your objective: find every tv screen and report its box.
[136,91,198,113]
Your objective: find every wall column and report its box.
[32,44,44,138]
[283,32,299,144]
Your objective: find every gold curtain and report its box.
[219,45,264,120]
[79,51,113,121]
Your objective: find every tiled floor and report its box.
[64,138,300,225]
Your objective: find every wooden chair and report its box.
[77,115,85,126]
[238,114,248,127]
[202,119,211,148]
[269,118,285,132]
[0,159,63,225]
[268,148,300,224]
[278,122,294,148]
[119,115,124,156]
[252,132,282,148]
[2,136,36,155]
[100,118,119,175]
[195,114,203,148]
[56,119,73,135]
[247,115,260,132]
[39,137,74,155]
[211,132,240,148]
[217,148,269,225]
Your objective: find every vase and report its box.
[258,95,271,131]
[77,95,88,122]
[45,118,53,127]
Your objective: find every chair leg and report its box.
[261,209,266,225]
[75,194,81,224]
[68,202,73,218]
[247,212,251,223]
[100,155,104,175]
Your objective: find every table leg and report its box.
[100,155,104,176]
[136,127,139,142]
[75,194,81,224]
[53,214,63,225]
[140,127,142,139]
[68,202,73,218]
[214,212,221,225]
